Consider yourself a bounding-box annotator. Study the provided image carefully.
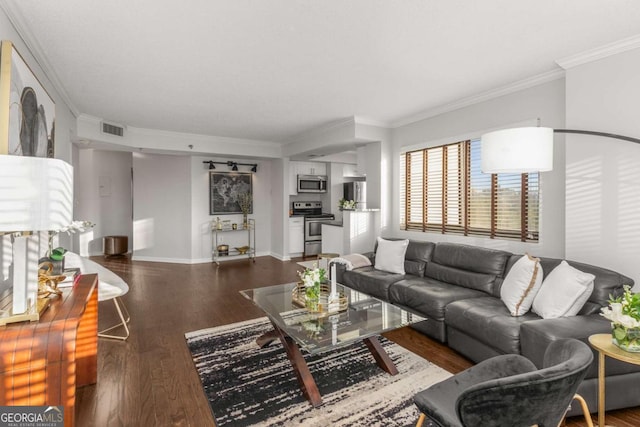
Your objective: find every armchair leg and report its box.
[573,394,594,427]
[558,394,593,427]
[416,413,426,427]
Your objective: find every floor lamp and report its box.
[0,155,73,325]
[480,126,640,173]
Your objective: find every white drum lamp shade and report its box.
[0,155,73,316]
[0,156,73,231]
[481,127,554,174]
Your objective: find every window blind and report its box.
[400,138,539,242]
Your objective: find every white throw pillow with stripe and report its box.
[500,254,543,316]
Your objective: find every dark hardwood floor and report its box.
[76,255,640,426]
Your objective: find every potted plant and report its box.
[238,193,252,229]
[298,264,327,312]
[601,285,640,352]
[44,220,94,274]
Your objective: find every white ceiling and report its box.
[4,1,640,144]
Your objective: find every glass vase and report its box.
[305,283,321,312]
[612,323,640,352]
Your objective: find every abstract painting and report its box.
[0,40,55,157]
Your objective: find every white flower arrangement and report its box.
[55,220,95,235]
[601,285,640,351]
[298,263,326,288]
[601,285,640,328]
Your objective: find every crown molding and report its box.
[391,69,565,128]
[0,2,80,117]
[556,34,640,70]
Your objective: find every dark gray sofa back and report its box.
[426,243,511,294]
[501,255,634,313]
[374,239,435,277]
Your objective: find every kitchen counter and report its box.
[322,209,380,255]
[341,208,380,212]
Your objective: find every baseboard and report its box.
[131,255,197,264]
[131,252,275,264]
[270,252,291,261]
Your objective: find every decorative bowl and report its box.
[235,246,250,255]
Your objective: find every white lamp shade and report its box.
[0,156,73,232]
[481,127,554,173]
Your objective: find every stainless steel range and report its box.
[292,201,335,257]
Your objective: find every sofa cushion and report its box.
[432,243,511,276]
[389,277,486,321]
[341,266,404,300]
[445,297,541,354]
[425,243,511,294]
[520,315,640,379]
[375,239,435,264]
[532,261,595,319]
[503,256,634,309]
[500,254,543,316]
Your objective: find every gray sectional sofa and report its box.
[334,239,640,415]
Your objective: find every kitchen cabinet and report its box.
[297,161,326,176]
[289,161,327,195]
[289,216,304,254]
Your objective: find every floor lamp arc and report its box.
[481,126,640,174]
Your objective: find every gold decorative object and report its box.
[37,261,66,298]
[235,246,249,255]
[292,282,348,314]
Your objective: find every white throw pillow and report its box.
[500,254,543,316]
[374,238,409,274]
[532,261,595,319]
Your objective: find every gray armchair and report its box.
[414,338,594,427]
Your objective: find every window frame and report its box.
[400,139,539,243]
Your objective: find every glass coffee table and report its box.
[240,282,425,407]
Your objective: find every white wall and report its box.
[75,149,133,255]
[132,153,191,262]
[270,158,286,260]
[0,10,77,294]
[565,47,640,287]
[390,79,567,257]
[190,156,272,262]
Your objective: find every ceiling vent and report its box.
[101,121,125,137]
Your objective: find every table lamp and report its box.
[0,155,73,325]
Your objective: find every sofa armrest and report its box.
[520,314,609,369]
[362,251,376,264]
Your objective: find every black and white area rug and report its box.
[185,317,451,426]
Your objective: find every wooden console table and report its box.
[0,274,98,427]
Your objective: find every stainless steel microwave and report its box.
[297,175,328,193]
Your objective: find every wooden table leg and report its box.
[598,351,605,427]
[364,336,398,375]
[269,322,323,407]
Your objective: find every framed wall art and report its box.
[209,172,253,215]
[0,40,55,157]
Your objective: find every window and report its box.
[400,139,539,242]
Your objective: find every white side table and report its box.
[65,252,131,340]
